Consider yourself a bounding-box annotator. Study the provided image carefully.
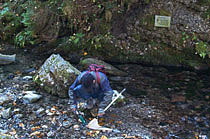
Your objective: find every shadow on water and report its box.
[114,63,210,138]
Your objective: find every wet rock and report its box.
[47,131,56,137]
[112,129,121,133]
[22,76,33,81]
[62,120,72,128]
[1,108,12,119]
[0,89,3,93]
[7,73,14,79]
[23,68,36,74]
[35,107,45,115]
[73,124,80,131]
[0,94,11,105]
[13,108,20,114]
[22,91,42,103]
[34,54,81,98]
[13,114,23,119]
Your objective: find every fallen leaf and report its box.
[116,120,122,124]
[30,131,41,136]
[15,70,22,75]
[13,102,16,106]
[31,126,40,131]
[19,123,25,129]
[101,135,108,139]
[62,111,67,114]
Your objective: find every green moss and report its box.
[202,8,210,20]
[33,74,42,84]
[141,15,155,30]
[145,0,150,4]
[133,33,141,41]
[97,21,111,34]
[197,0,210,6]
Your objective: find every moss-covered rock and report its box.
[34,54,81,98]
[79,58,127,76]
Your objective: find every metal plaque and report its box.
[155,15,171,28]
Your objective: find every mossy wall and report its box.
[1,0,210,70]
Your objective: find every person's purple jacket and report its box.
[68,71,114,113]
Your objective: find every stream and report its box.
[0,49,209,139]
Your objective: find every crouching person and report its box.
[68,70,114,118]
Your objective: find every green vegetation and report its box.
[181,32,209,59]
[15,5,36,47]
[0,0,209,68]
[195,41,208,59]
[197,0,210,6]
[202,8,210,20]
[68,33,85,48]
[0,3,22,43]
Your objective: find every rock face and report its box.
[62,0,209,70]
[2,0,209,70]
[107,0,210,69]
[34,54,81,98]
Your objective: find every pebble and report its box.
[22,91,42,103]
[47,131,55,137]
[22,76,33,80]
[36,107,45,115]
[42,125,48,128]
[23,68,36,74]
[1,108,12,119]
[0,94,11,105]
[112,129,121,133]
[0,89,3,93]
[73,125,80,130]
[13,114,23,119]
[63,120,72,128]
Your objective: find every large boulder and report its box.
[34,54,81,98]
[79,58,127,76]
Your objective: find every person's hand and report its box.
[97,108,105,117]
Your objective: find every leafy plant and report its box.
[0,3,22,43]
[182,32,189,44]
[0,4,9,19]
[195,41,208,59]
[14,2,37,47]
[90,32,113,49]
[68,33,85,47]
[15,31,35,47]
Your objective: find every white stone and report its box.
[23,91,42,103]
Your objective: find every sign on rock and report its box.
[155,15,171,28]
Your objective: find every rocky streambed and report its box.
[0,51,209,139]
